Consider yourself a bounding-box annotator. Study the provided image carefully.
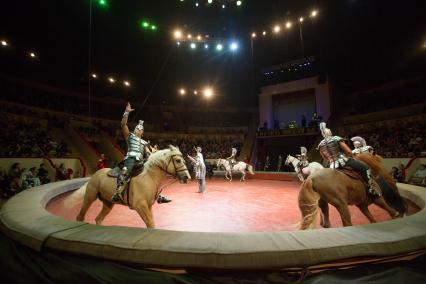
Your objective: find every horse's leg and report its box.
[95,201,115,225]
[229,170,232,182]
[373,197,400,218]
[76,182,98,222]
[134,201,155,228]
[318,198,331,228]
[356,205,377,223]
[240,170,245,181]
[335,203,353,227]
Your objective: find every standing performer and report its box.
[112,102,171,203]
[317,122,379,197]
[226,147,238,167]
[351,136,374,156]
[276,155,283,172]
[187,146,206,193]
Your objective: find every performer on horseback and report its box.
[317,122,380,198]
[112,102,171,203]
[351,136,374,156]
[226,147,238,167]
[296,146,309,168]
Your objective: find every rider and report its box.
[226,147,238,167]
[317,122,380,198]
[296,146,309,168]
[351,136,374,156]
[112,103,171,203]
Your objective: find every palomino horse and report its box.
[216,159,254,181]
[298,155,406,229]
[76,146,191,228]
[285,154,324,182]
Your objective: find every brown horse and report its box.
[76,146,191,228]
[298,155,405,229]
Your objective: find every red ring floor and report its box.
[46,178,411,232]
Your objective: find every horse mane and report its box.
[143,145,180,173]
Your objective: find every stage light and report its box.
[194,90,198,95]
[230,42,239,51]
[216,43,223,51]
[108,77,115,83]
[98,0,107,6]
[124,81,131,87]
[142,21,149,28]
[273,25,281,33]
[195,2,199,7]
[208,0,213,3]
[286,21,292,29]
[222,4,225,8]
[177,41,181,46]
[204,44,209,49]
[236,1,242,6]
[179,88,186,95]
[91,73,97,79]
[1,40,7,46]
[190,42,197,49]
[174,30,182,39]
[203,87,213,98]
[187,34,192,39]
[197,35,202,40]
[151,25,157,30]
[299,17,304,22]
[262,31,267,36]
[29,52,36,58]
[251,32,256,38]
[311,10,318,17]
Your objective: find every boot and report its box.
[112,167,127,202]
[157,195,172,204]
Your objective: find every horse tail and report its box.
[298,177,320,230]
[63,181,88,210]
[377,176,407,217]
[246,164,255,175]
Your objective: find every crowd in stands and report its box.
[0,113,70,158]
[342,117,426,158]
[0,162,74,198]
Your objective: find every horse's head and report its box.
[151,145,191,182]
[285,155,292,165]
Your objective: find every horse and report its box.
[76,145,191,228]
[298,155,406,230]
[285,154,324,182]
[216,158,254,181]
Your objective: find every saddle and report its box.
[107,161,145,178]
[338,166,368,187]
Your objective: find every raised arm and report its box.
[187,154,196,164]
[121,102,134,140]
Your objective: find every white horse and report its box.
[285,154,324,182]
[216,159,254,181]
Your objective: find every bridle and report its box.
[161,152,188,178]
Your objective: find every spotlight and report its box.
[177,41,181,46]
[124,81,131,87]
[230,42,239,51]
[222,4,225,8]
[208,0,213,3]
[273,25,281,33]
[179,88,186,95]
[216,43,223,51]
[262,31,267,36]
[29,52,36,58]
[251,32,256,38]
[151,25,157,30]
[174,30,182,39]
[195,2,199,7]
[108,77,115,83]
[311,10,318,17]
[91,73,97,79]
[190,42,197,49]
[142,21,149,28]
[194,90,198,94]
[203,87,213,98]
[197,35,202,40]
[285,21,292,29]
[236,0,242,6]
[299,17,304,22]
[204,44,209,49]
[1,40,7,46]
[187,34,192,39]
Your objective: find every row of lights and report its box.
[90,73,131,87]
[251,10,318,39]
[178,41,239,51]
[178,87,214,98]
[173,30,239,51]
[180,0,243,9]
[1,39,38,59]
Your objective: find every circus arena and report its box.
[1,1,426,283]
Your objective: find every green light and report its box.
[151,25,157,30]
[98,0,107,6]
[142,21,149,28]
